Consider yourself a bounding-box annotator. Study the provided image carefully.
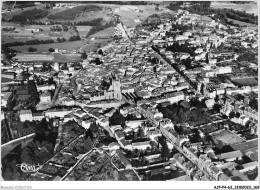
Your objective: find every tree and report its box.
[249,98,258,111]
[161,142,170,161]
[213,104,222,113]
[214,95,219,102]
[81,51,88,59]
[28,47,37,52]
[94,57,102,65]
[98,49,103,56]
[229,111,236,119]
[48,48,55,52]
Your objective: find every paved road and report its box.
[52,83,62,105]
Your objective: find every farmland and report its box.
[90,27,114,38]
[2,23,82,44]
[11,37,111,53]
[231,77,258,87]
[81,38,112,53]
[47,5,102,20]
[183,14,212,22]
[112,5,172,27]
[210,2,258,15]
[12,40,86,53]
[227,18,258,29]
[76,26,92,36]
[2,3,173,54]
[1,3,45,21]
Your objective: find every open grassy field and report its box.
[90,26,114,37]
[212,130,245,145]
[1,4,44,20]
[231,77,258,87]
[210,2,258,15]
[77,26,92,36]
[111,5,172,27]
[47,4,102,20]
[184,14,212,22]
[2,23,83,44]
[227,18,258,29]
[11,38,111,53]
[81,38,111,53]
[12,40,86,53]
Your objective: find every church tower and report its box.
[107,74,122,101]
[111,78,122,101]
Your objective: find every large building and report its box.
[89,77,122,102]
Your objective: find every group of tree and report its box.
[4,39,55,47]
[50,25,63,32]
[1,120,10,144]
[157,98,211,126]
[182,2,257,25]
[237,51,257,62]
[68,35,81,41]
[249,98,258,111]
[170,23,193,32]
[28,47,37,52]
[1,45,17,60]
[10,8,49,24]
[139,14,162,30]
[57,37,66,42]
[158,136,170,161]
[1,119,57,180]
[167,1,184,11]
[77,1,147,5]
[2,27,15,32]
[81,51,88,59]
[76,18,103,26]
[109,110,125,126]
[86,21,115,37]
[48,48,55,52]
[48,5,102,20]
[26,80,40,109]
[166,42,195,56]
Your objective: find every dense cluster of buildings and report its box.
[1,7,258,182]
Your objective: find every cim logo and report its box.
[16,163,41,173]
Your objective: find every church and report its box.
[89,75,122,102]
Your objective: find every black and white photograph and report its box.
[0,0,259,189]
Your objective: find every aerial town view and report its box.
[1,0,258,184]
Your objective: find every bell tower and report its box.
[112,78,122,101]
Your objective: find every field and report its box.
[231,77,258,87]
[111,5,172,27]
[77,26,92,36]
[53,53,83,63]
[2,23,90,45]
[12,40,86,53]
[1,4,44,21]
[227,18,258,29]
[47,5,102,20]
[183,14,212,22]
[90,26,114,37]
[210,2,258,15]
[212,130,245,146]
[81,38,111,53]
[11,38,111,53]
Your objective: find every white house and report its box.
[32,112,45,121]
[37,84,55,92]
[205,99,215,109]
[82,119,91,129]
[131,141,151,150]
[20,110,33,122]
[125,120,144,129]
[45,109,72,118]
[40,91,51,103]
